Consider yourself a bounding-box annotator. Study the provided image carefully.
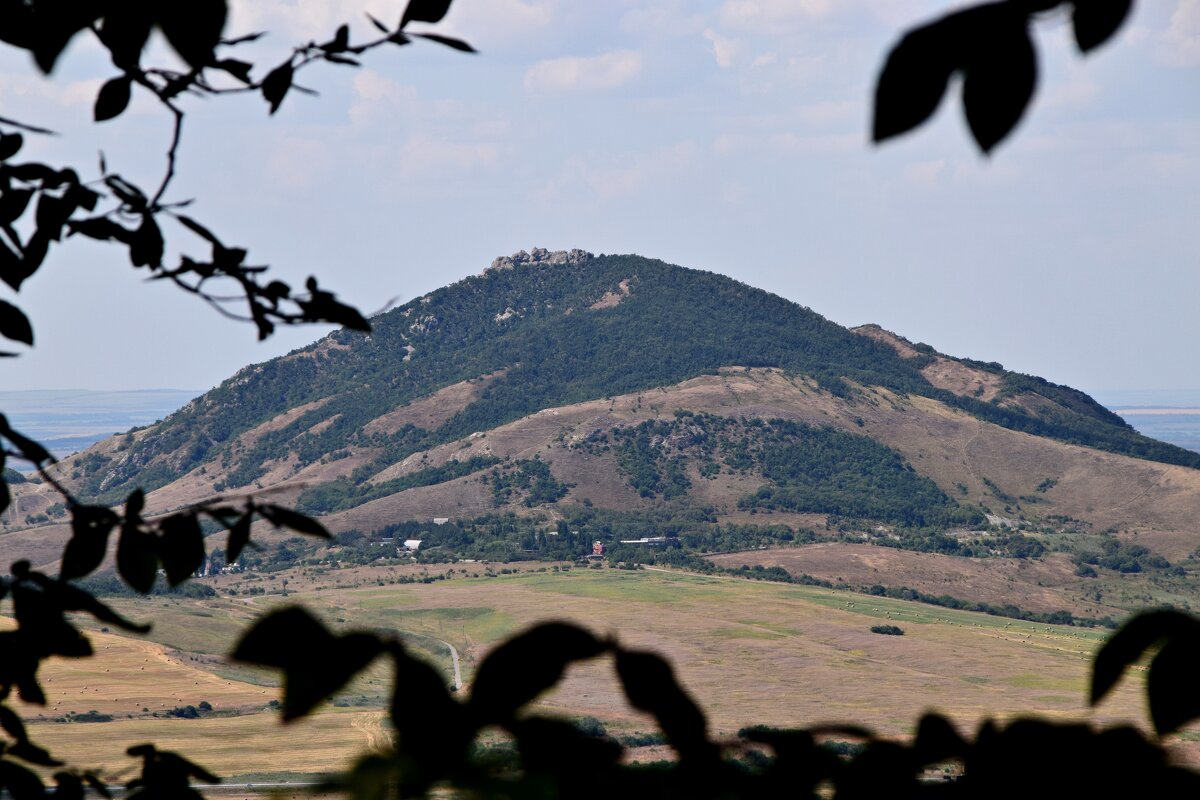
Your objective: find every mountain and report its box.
[5,250,1199,614]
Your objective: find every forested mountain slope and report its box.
[42,252,1200,500]
[5,251,1197,580]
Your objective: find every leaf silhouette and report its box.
[1146,635,1200,735]
[0,300,33,345]
[1091,609,1200,707]
[262,62,294,114]
[116,528,157,594]
[128,215,164,268]
[256,503,331,538]
[470,622,607,723]
[94,76,133,122]
[157,513,206,586]
[0,760,45,800]
[225,512,252,565]
[913,712,967,763]
[401,0,454,29]
[158,2,228,70]
[61,506,120,580]
[0,132,23,160]
[94,9,153,70]
[1073,0,1134,53]
[615,648,714,762]
[232,607,329,668]
[232,607,384,720]
[0,186,33,224]
[961,20,1037,154]
[872,11,966,143]
[411,33,476,53]
[66,217,134,243]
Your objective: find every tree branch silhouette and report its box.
[1,2,1196,798]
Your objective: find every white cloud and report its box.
[0,74,104,111]
[523,50,643,92]
[394,135,500,176]
[718,0,833,33]
[902,158,946,186]
[796,100,857,125]
[1040,73,1100,111]
[620,1,705,37]
[712,130,858,156]
[704,28,742,68]
[267,135,335,189]
[347,70,464,126]
[348,70,419,126]
[228,0,375,39]
[716,0,949,33]
[541,140,698,200]
[1160,0,1200,67]
[440,0,557,42]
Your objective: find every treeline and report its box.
[487,458,573,507]
[1073,537,1175,576]
[72,573,217,599]
[699,563,1108,628]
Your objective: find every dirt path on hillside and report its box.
[436,638,463,691]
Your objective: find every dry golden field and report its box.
[16,564,1196,779]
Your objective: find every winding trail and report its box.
[437,638,463,691]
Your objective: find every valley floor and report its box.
[15,562,1200,779]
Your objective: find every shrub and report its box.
[870,625,905,636]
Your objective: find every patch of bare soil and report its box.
[324,472,497,533]
[588,277,634,309]
[850,324,921,358]
[363,370,507,437]
[920,357,1003,402]
[707,544,1125,618]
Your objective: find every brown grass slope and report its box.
[4,368,1197,584]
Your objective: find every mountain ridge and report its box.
[39,251,1198,509]
[3,252,1199,620]
[4,252,1198,574]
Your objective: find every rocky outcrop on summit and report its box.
[488,248,592,272]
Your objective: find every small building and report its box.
[404,539,423,551]
[618,537,672,547]
[432,518,449,526]
[592,540,606,556]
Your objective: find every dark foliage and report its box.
[870,625,905,636]
[0,3,1192,799]
[874,0,1136,153]
[227,612,1200,799]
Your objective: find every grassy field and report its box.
[16,564,1189,778]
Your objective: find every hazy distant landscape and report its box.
[1111,408,1200,453]
[0,389,199,460]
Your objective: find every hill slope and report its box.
[4,250,1199,613]
[39,250,1199,503]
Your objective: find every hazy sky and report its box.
[2,1,1197,401]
